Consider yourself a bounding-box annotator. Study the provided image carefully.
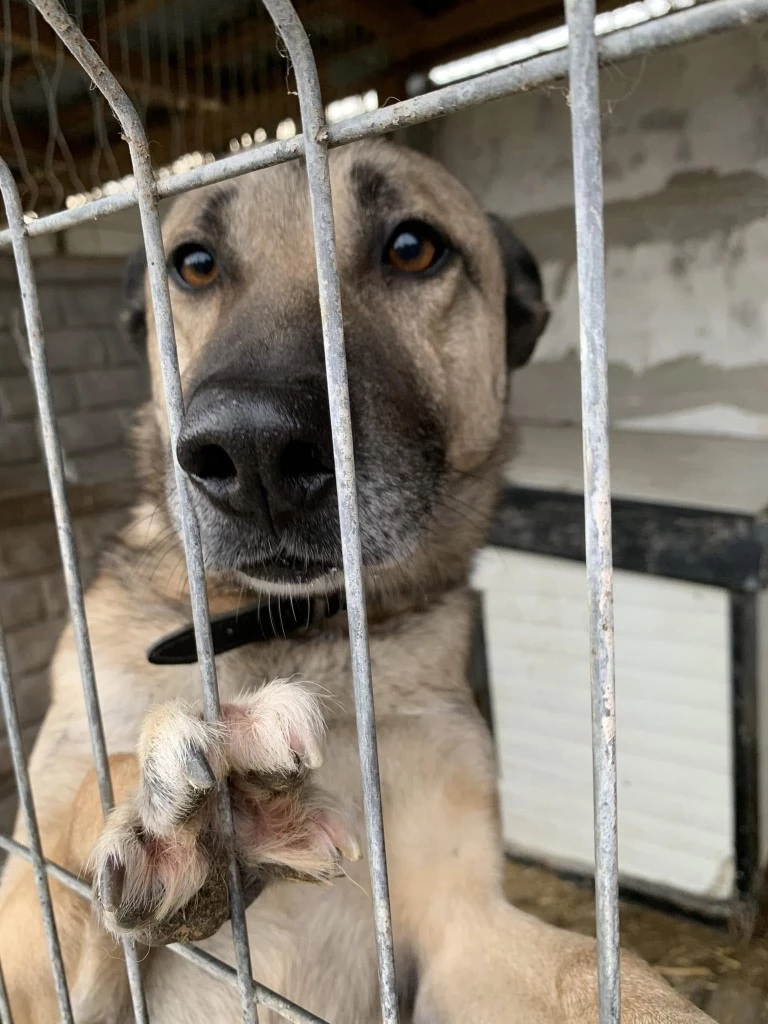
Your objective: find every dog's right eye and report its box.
[171,244,219,290]
[384,221,448,276]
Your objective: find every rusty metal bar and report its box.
[26,3,258,1021]
[565,0,620,1020]
[258,1,399,1020]
[0,153,148,1023]
[0,611,72,1023]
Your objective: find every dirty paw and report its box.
[90,679,360,944]
[92,811,229,944]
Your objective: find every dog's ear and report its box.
[119,244,148,353]
[487,214,549,370]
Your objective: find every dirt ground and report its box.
[503,861,768,1023]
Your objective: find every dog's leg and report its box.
[0,754,140,1024]
[380,714,712,1024]
[0,680,358,1022]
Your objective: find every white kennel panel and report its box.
[472,547,734,900]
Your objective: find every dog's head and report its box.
[126,141,548,598]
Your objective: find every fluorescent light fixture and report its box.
[429,0,698,87]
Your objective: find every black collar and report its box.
[147,593,345,665]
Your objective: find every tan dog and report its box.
[0,140,711,1023]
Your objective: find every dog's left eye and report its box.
[385,222,447,275]
[171,244,219,289]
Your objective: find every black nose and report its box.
[176,378,335,526]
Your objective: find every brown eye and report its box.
[385,222,447,275]
[172,244,219,289]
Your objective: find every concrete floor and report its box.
[504,861,768,1023]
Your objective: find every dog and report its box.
[0,140,712,1023]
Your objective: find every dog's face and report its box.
[126,141,547,598]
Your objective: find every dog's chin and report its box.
[216,543,416,599]
[191,502,436,598]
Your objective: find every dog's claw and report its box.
[337,835,362,862]
[319,808,361,862]
[97,854,125,915]
[184,748,217,790]
[299,734,323,771]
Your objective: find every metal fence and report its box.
[0,0,766,1022]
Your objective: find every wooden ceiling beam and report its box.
[191,0,423,76]
[358,0,564,68]
[319,0,427,38]
[29,0,568,193]
[195,1,321,69]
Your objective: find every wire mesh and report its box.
[0,1,767,1023]
[0,0,386,214]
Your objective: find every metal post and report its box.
[565,0,620,1020]
[0,959,12,1024]
[0,614,72,1023]
[0,154,149,1024]
[259,3,398,1020]
[28,3,258,1021]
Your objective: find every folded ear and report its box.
[487,214,550,370]
[119,244,148,353]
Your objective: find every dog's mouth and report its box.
[236,554,343,586]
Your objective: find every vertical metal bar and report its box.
[0,959,12,1024]
[0,613,73,1023]
[0,155,149,1024]
[0,175,113,815]
[27,4,258,1021]
[258,4,398,1022]
[564,0,620,1021]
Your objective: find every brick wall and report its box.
[0,254,150,833]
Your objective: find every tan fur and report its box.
[0,141,712,1023]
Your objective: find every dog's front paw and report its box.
[91,680,360,945]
